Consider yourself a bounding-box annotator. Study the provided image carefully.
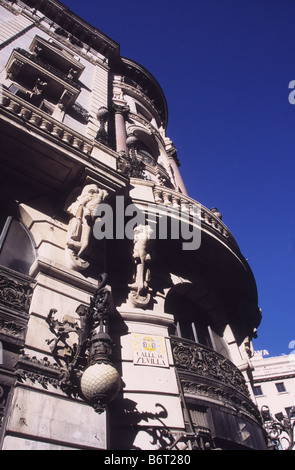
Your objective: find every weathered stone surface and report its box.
[5,387,107,449]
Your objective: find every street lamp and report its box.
[261,405,295,450]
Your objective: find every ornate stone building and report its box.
[0,0,266,450]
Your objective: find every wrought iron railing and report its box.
[171,336,261,423]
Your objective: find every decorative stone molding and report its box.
[1,89,93,154]
[15,353,62,390]
[0,267,33,314]
[151,185,240,249]
[0,319,26,342]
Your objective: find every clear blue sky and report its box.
[62,0,295,357]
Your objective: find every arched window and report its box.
[0,216,36,275]
[136,141,157,166]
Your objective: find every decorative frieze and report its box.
[15,353,62,390]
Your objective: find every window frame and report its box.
[253,385,263,397]
[275,382,287,394]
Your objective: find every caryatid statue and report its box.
[66,184,108,270]
[129,224,153,307]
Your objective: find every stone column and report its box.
[165,138,188,195]
[168,154,188,196]
[113,104,129,153]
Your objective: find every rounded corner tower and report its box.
[0,0,266,451]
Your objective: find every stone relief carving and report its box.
[129,225,153,308]
[65,184,108,271]
[0,318,26,341]
[0,272,33,313]
[31,77,48,97]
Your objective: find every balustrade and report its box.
[1,89,93,155]
[152,186,238,248]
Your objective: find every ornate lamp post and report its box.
[261,405,295,450]
[45,273,121,413]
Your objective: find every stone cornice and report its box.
[117,307,174,328]
[11,0,120,59]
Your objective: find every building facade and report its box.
[0,0,267,450]
[252,352,295,449]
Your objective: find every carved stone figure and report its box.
[129,224,153,307]
[31,77,48,96]
[66,184,108,270]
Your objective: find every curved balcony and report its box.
[151,185,238,249]
[112,56,168,128]
[170,336,261,424]
[130,178,240,251]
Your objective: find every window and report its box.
[174,317,214,350]
[253,385,263,397]
[136,142,157,166]
[275,382,286,393]
[0,216,36,275]
[135,103,152,122]
[166,286,232,359]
